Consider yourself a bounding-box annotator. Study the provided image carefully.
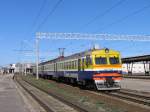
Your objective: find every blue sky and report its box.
[0,0,150,65]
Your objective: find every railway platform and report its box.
[121,78,150,93]
[0,74,43,112]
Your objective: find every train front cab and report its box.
[92,49,122,90]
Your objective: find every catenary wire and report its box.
[32,0,47,31]
[95,4,150,32]
[35,0,63,32]
[81,0,126,30]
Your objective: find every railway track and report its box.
[17,75,150,112]
[107,89,150,106]
[123,76,150,80]
[15,77,53,112]
[82,87,150,107]
[16,77,89,112]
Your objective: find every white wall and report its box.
[122,63,149,74]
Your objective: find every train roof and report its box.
[39,48,119,65]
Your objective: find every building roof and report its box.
[122,55,150,63]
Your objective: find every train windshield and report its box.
[95,57,107,64]
[109,57,120,64]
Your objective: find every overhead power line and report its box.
[96,4,150,32]
[32,0,47,30]
[24,0,47,41]
[35,0,63,32]
[82,0,126,29]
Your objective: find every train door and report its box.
[42,65,44,74]
[78,59,81,72]
[82,58,84,71]
[54,63,57,77]
[56,63,57,72]
[54,63,57,73]
[54,63,55,72]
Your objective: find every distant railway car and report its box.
[32,48,122,90]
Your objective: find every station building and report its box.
[122,63,149,75]
[122,55,150,75]
[7,63,34,74]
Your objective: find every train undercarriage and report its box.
[36,73,121,91]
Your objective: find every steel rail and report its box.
[107,90,150,106]
[21,77,89,112]
[15,77,53,112]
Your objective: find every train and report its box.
[32,48,122,90]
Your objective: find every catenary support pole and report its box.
[25,63,27,76]
[36,35,39,80]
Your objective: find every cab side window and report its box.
[86,55,92,67]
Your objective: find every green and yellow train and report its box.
[32,48,122,90]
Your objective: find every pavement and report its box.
[121,78,150,93]
[0,74,32,112]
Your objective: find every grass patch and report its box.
[20,74,125,112]
[79,96,89,103]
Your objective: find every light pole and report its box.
[25,63,27,76]
[36,33,40,80]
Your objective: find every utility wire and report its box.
[96,4,150,32]
[23,0,47,41]
[35,0,63,32]
[32,0,47,30]
[81,0,126,30]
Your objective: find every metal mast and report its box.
[36,33,40,80]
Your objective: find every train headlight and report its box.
[105,48,109,53]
